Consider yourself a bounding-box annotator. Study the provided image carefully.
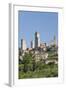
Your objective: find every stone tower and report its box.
[21,33,27,51]
[21,39,26,51]
[31,40,34,48]
[35,32,40,48]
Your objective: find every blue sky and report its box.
[18,11,58,48]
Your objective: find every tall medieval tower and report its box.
[21,39,26,51]
[35,32,40,48]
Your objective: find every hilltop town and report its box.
[19,32,58,78]
[19,32,58,64]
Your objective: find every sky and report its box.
[18,11,58,48]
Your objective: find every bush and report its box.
[19,64,24,71]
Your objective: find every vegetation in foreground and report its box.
[19,63,58,79]
[19,45,58,79]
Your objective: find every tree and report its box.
[32,60,36,71]
[23,53,33,72]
